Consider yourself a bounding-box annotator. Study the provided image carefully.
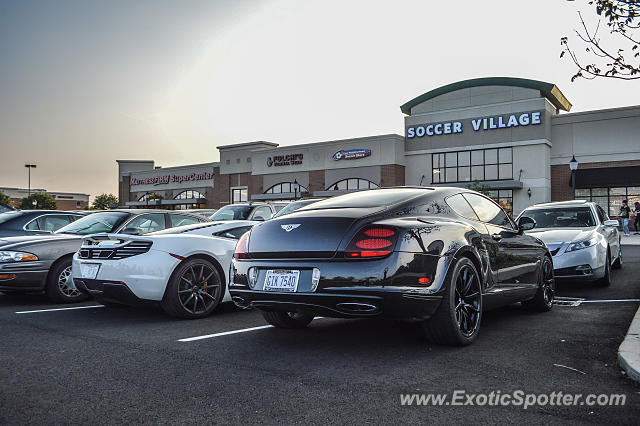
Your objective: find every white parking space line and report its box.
[15,305,104,314]
[178,325,274,342]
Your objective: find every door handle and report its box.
[491,233,502,241]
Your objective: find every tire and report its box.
[261,311,315,329]
[422,257,482,346]
[161,258,224,319]
[45,257,88,303]
[597,251,612,287]
[612,243,622,270]
[522,256,554,312]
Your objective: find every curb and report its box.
[618,306,640,384]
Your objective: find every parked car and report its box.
[72,220,257,318]
[517,200,621,286]
[230,187,554,346]
[272,199,323,218]
[0,203,14,213]
[210,202,286,221]
[183,209,217,218]
[0,210,209,302]
[0,210,88,237]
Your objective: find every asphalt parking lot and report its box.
[1,249,639,424]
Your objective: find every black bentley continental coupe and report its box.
[229,187,554,346]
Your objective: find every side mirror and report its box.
[120,227,141,235]
[253,216,265,222]
[604,219,619,227]
[518,216,536,232]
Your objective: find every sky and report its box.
[1,0,639,200]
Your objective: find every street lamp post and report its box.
[292,179,299,201]
[25,164,36,197]
[569,155,579,196]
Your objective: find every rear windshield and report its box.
[520,207,596,228]
[0,211,22,224]
[273,200,320,218]
[211,205,253,221]
[299,189,430,210]
[55,212,129,235]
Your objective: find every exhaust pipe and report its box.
[336,302,379,314]
[232,296,252,310]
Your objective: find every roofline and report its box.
[400,77,572,115]
[116,160,155,164]
[217,141,280,150]
[249,133,404,152]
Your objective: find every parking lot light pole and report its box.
[25,164,36,197]
[569,155,578,197]
[293,179,299,201]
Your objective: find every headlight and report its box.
[0,251,38,262]
[565,237,598,252]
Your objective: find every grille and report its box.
[79,241,152,260]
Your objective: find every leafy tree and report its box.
[467,180,492,196]
[91,193,119,210]
[20,193,57,210]
[561,0,640,80]
[0,191,11,207]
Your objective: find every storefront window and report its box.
[174,190,204,200]
[230,187,248,203]
[327,178,379,191]
[486,190,513,216]
[575,187,640,217]
[265,182,308,194]
[432,147,512,183]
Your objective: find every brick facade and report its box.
[380,164,405,188]
[551,159,640,202]
[308,170,325,193]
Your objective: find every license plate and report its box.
[78,263,100,280]
[263,270,300,292]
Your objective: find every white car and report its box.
[517,200,621,286]
[72,221,256,318]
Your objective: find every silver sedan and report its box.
[516,200,621,286]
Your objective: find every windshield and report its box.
[211,205,253,221]
[273,200,320,218]
[520,207,596,229]
[55,212,129,235]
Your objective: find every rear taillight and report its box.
[344,226,398,258]
[234,231,250,259]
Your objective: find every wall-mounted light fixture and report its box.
[527,188,532,198]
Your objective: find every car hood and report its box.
[526,228,595,244]
[0,233,81,249]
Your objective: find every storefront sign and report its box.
[407,111,542,139]
[332,149,372,161]
[130,171,213,186]
[267,154,304,167]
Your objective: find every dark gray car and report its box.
[0,210,209,303]
[0,210,88,237]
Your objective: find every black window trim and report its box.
[432,147,513,184]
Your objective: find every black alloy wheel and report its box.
[162,259,223,319]
[423,257,482,346]
[523,256,554,311]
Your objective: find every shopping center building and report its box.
[117,77,640,217]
